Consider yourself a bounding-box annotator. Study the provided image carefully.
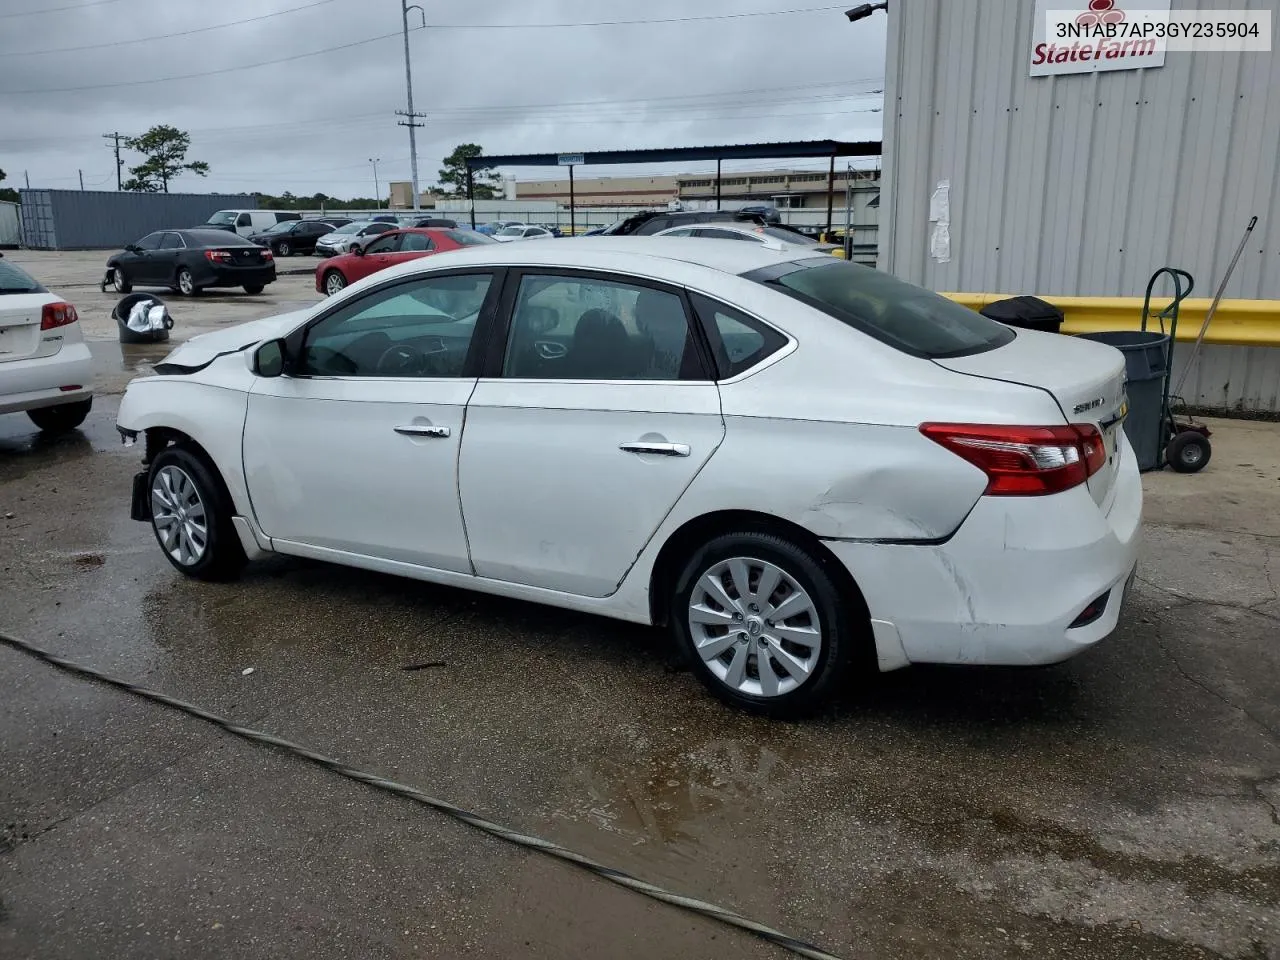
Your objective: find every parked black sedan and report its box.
[106,229,276,297]
[247,219,338,257]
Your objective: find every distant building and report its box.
[678,168,880,210]
[515,175,678,207]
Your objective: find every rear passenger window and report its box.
[689,292,788,379]
[503,274,706,381]
[401,233,433,251]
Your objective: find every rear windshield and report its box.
[761,226,817,245]
[0,260,45,294]
[180,230,258,248]
[443,229,495,246]
[744,258,1015,359]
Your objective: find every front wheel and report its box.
[671,532,856,716]
[243,284,265,295]
[323,270,347,296]
[176,267,199,297]
[147,445,246,580]
[112,267,132,293]
[27,397,92,434]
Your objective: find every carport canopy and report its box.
[462,138,883,234]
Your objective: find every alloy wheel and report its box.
[687,556,823,698]
[178,270,194,295]
[151,465,208,566]
[325,272,346,295]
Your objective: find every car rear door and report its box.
[153,232,185,282]
[458,268,725,598]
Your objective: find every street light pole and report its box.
[398,1,426,212]
[369,158,381,209]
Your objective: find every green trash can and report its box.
[1077,330,1169,471]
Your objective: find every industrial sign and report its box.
[1030,0,1169,76]
[557,154,585,166]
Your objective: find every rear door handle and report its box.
[619,441,690,457]
[394,424,450,438]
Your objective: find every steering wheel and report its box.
[375,343,428,376]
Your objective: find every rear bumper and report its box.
[197,264,276,288]
[0,342,93,415]
[825,434,1143,668]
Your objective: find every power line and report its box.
[1,26,421,95]
[0,0,130,19]
[425,4,851,29]
[3,0,337,57]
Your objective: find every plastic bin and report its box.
[1077,330,1170,471]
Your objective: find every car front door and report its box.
[126,232,164,283]
[242,269,501,572]
[458,269,725,597]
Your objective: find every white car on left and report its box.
[0,254,93,433]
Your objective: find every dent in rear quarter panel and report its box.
[115,366,253,515]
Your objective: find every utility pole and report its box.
[369,158,382,209]
[399,1,426,212]
[843,163,853,259]
[79,169,84,190]
[24,170,30,188]
[102,132,124,190]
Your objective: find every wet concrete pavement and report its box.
[2,395,1279,957]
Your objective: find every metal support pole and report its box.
[843,164,853,259]
[78,169,84,190]
[825,155,835,241]
[369,158,381,209]
[715,159,721,210]
[569,164,576,237]
[400,2,425,212]
[466,168,476,229]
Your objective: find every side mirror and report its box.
[352,245,365,257]
[250,339,287,377]
[125,244,141,253]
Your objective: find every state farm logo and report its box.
[1076,0,1125,26]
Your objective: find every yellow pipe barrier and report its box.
[941,293,1280,348]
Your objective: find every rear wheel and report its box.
[112,267,132,293]
[243,284,265,295]
[27,398,92,434]
[671,532,855,716]
[277,240,291,257]
[147,445,246,581]
[176,267,198,297]
[324,270,347,296]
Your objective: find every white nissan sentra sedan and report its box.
[116,238,1141,714]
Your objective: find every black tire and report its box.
[670,531,858,716]
[26,398,92,434]
[277,240,291,257]
[111,267,132,293]
[1168,430,1211,473]
[176,267,199,297]
[146,444,247,581]
[243,284,265,295]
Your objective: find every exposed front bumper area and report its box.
[826,434,1143,668]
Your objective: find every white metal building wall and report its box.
[880,0,1280,300]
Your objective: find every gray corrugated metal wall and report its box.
[0,202,19,247]
[17,190,258,250]
[881,0,1280,299]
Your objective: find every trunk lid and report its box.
[0,294,58,363]
[933,329,1129,507]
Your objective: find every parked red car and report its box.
[315,227,495,296]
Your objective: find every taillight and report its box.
[919,423,1106,496]
[205,250,233,263]
[40,302,78,330]
[261,249,273,260]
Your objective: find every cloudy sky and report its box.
[0,0,887,199]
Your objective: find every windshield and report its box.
[745,258,1015,359]
[331,222,367,235]
[0,260,46,294]
[262,221,295,234]
[206,211,238,226]
[762,227,817,245]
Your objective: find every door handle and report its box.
[394,424,450,438]
[619,441,690,457]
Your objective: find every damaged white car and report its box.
[116,238,1141,714]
